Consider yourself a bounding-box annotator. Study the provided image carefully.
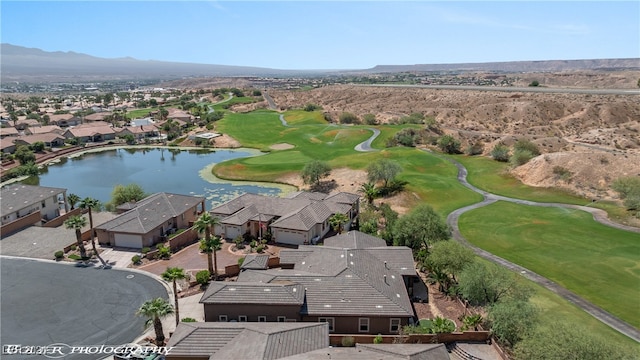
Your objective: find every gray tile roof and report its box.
[280,343,451,360]
[324,231,388,248]
[271,201,333,231]
[241,254,270,270]
[1,184,66,217]
[95,192,203,234]
[365,247,417,277]
[200,281,305,305]
[167,322,329,360]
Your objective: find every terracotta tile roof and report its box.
[25,125,63,135]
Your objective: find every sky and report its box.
[1,1,638,70]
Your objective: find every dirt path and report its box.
[435,150,640,342]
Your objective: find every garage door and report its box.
[114,233,143,249]
[224,226,242,240]
[275,229,304,246]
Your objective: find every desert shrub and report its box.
[341,336,355,347]
[157,244,171,259]
[398,113,425,124]
[68,254,82,260]
[465,141,484,155]
[249,240,257,249]
[303,103,322,112]
[181,317,197,322]
[514,139,540,156]
[393,128,421,147]
[363,113,377,125]
[196,270,211,285]
[233,235,245,250]
[373,334,383,344]
[131,255,142,265]
[612,176,640,211]
[141,247,151,255]
[437,135,461,154]
[54,250,64,260]
[238,257,245,266]
[70,245,77,251]
[529,80,540,87]
[252,90,262,96]
[552,166,573,182]
[490,143,510,162]
[339,112,360,124]
[256,245,265,253]
[510,149,535,166]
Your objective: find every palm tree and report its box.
[359,182,378,206]
[67,193,80,210]
[136,298,174,346]
[79,197,106,267]
[64,215,87,259]
[194,212,221,279]
[329,212,350,234]
[161,267,187,327]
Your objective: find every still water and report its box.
[27,147,292,209]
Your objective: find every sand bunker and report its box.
[270,143,295,150]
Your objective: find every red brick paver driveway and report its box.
[139,242,242,276]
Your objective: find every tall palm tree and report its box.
[161,267,187,327]
[359,182,378,206]
[67,193,80,210]
[194,212,221,279]
[329,212,350,234]
[79,197,106,267]
[136,298,174,346]
[64,215,87,259]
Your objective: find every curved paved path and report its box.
[433,151,640,342]
[355,128,380,152]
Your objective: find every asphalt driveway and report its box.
[0,257,167,360]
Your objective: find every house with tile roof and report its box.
[0,184,66,225]
[209,191,359,245]
[94,192,205,248]
[281,343,450,360]
[14,133,66,148]
[63,124,116,143]
[117,125,160,141]
[200,231,418,335]
[48,113,81,127]
[24,125,64,135]
[166,322,330,360]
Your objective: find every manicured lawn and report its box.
[459,201,640,328]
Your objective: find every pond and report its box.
[24,147,295,209]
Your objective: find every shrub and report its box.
[303,103,322,112]
[339,112,360,124]
[141,247,151,255]
[68,254,82,260]
[250,240,258,249]
[131,255,142,265]
[256,245,265,253]
[341,336,355,347]
[514,139,540,156]
[157,244,171,259]
[181,317,197,322]
[196,270,211,285]
[234,236,245,250]
[70,245,77,251]
[510,149,535,166]
[465,142,484,155]
[373,334,383,344]
[54,250,64,260]
[490,143,510,162]
[363,113,377,125]
[612,176,640,211]
[437,135,461,154]
[238,257,245,266]
[552,166,573,182]
[529,80,540,87]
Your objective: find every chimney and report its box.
[384,261,388,269]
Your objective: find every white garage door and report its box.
[275,229,304,246]
[224,226,242,240]
[114,233,143,249]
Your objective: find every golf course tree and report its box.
[366,158,402,190]
[514,321,637,360]
[64,215,88,259]
[391,204,450,252]
[79,197,107,267]
[487,298,538,347]
[105,183,147,211]
[161,267,187,327]
[67,193,80,210]
[490,143,510,162]
[329,212,350,234]
[436,134,461,154]
[194,212,221,279]
[422,240,474,292]
[137,297,174,346]
[301,160,331,190]
[612,176,640,213]
[457,259,534,306]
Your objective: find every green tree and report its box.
[108,183,146,209]
[458,260,533,306]
[303,103,321,112]
[339,112,360,124]
[64,215,88,259]
[67,193,81,210]
[30,141,45,152]
[437,135,461,154]
[136,298,174,346]
[14,145,36,165]
[367,159,402,188]
[426,240,474,282]
[490,143,510,162]
[529,80,540,87]
[510,149,535,166]
[161,267,187,327]
[362,113,377,125]
[488,299,538,347]
[329,212,350,234]
[513,321,636,360]
[78,197,106,267]
[612,176,640,211]
[359,182,378,205]
[392,204,450,251]
[513,139,540,156]
[301,160,331,188]
[194,212,221,278]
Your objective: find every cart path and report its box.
[435,151,640,342]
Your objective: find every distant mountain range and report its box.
[2,43,639,83]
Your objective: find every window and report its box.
[359,318,369,333]
[218,315,228,322]
[258,316,267,322]
[238,315,247,322]
[277,316,286,322]
[390,318,401,333]
[318,317,335,332]
[41,201,46,208]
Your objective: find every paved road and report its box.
[0,256,168,360]
[354,128,380,152]
[354,83,640,96]
[432,151,640,342]
[263,91,278,110]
